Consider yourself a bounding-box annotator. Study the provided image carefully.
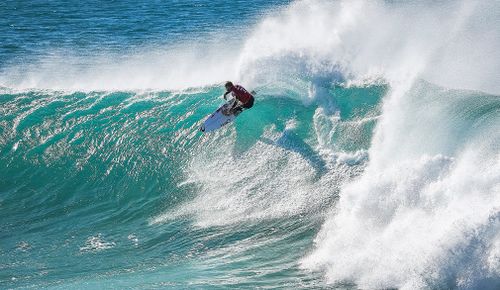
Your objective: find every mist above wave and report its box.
[1,0,498,95]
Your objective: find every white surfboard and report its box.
[200,99,238,133]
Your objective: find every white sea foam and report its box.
[296,2,500,286]
[152,131,333,227]
[303,148,500,288]
[80,234,116,253]
[128,234,139,247]
[16,241,31,252]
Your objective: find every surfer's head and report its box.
[225,81,234,91]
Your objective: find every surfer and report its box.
[223,81,254,115]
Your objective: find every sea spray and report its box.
[299,1,500,284]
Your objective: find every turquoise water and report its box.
[1,1,500,289]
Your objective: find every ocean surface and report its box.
[1,0,499,289]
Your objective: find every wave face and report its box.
[1,0,499,289]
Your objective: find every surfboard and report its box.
[200,99,238,133]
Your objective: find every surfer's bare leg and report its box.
[232,106,243,116]
[221,106,232,116]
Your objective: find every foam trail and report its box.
[151,128,348,228]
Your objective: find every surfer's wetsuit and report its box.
[224,84,254,113]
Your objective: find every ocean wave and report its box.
[1,0,499,288]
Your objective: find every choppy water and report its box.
[1,0,499,289]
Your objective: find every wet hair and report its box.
[225,81,234,88]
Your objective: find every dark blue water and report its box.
[0,0,290,64]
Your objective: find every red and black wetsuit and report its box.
[229,85,254,109]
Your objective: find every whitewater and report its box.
[1,0,499,289]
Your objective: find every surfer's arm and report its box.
[223,91,231,100]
